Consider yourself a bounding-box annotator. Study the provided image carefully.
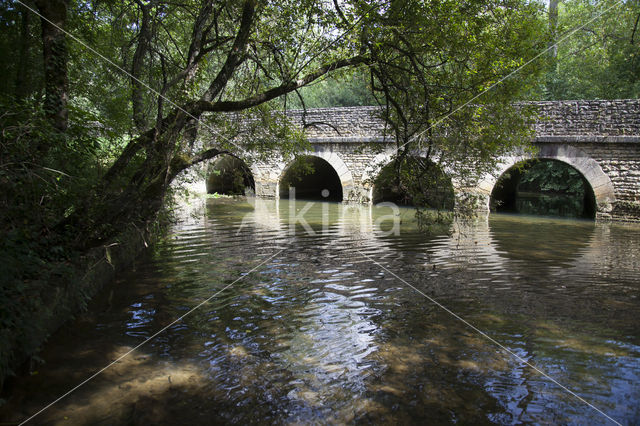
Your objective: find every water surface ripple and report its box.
[2,198,640,424]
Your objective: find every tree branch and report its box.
[202,0,256,102]
[332,0,349,26]
[195,55,368,113]
[168,147,231,180]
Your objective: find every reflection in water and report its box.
[516,192,585,218]
[488,214,594,265]
[2,198,640,424]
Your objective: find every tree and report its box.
[361,0,545,212]
[2,0,548,245]
[36,0,70,132]
[52,0,368,246]
[542,0,640,99]
[546,0,560,95]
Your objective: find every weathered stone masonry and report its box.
[530,100,640,219]
[198,100,640,221]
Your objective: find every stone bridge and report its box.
[194,99,639,221]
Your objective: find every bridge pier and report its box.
[453,190,491,215]
[254,179,278,199]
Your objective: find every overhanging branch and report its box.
[194,55,368,113]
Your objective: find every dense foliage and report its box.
[285,68,376,108]
[0,97,110,383]
[518,160,587,195]
[373,157,455,209]
[490,159,595,217]
[360,0,545,211]
[542,0,640,100]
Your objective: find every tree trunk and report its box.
[545,0,560,97]
[14,3,32,100]
[131,1,153,132]
[36,0,69,132]
[549,0,559,64]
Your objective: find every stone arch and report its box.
[174,152,261,196]
[205,154,256,195]
[277,150,356,202]
[475,144,616,215]
[361,149,456,208]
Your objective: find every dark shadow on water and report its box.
[488,213,595,266]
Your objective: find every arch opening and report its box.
[206,155,255,196]
[372,156,455,210]
[490,159,596,219]
[279,156,343,201]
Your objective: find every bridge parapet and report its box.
[283,106,387,141]
[531,99,640,139]
[278,99,640,142]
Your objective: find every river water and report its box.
[2,198,640,424]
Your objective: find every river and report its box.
[2,198,639,424]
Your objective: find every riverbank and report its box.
[0,181,215,390]
[0,224,153,391]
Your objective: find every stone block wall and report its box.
[282,99,640,140]
[284,106,388,140]
[531,99,640,137]
[574,141,640,220]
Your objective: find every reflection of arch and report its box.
[277,151,355,201]
[206,154,255,195]
[477,145,616,214]
[489,215,595,266]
